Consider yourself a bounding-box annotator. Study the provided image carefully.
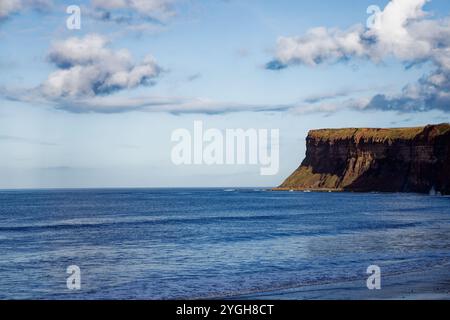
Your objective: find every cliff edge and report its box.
[276,123,450,194]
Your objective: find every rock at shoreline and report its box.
[276,123,450,195]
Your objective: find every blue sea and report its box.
[0,188,449,299]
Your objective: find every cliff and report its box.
[277,123,450,195]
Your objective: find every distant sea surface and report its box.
[0,188,450,299]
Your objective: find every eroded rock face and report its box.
[277,124,450,194]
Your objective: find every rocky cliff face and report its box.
[277,124,450,195]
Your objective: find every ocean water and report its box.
[0,188,449,299]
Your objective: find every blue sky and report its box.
[0,0,449,188]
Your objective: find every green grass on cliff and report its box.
[309,123,450,142]
[434,123,450,135]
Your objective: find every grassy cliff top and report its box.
[308,123,450,141]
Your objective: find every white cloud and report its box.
[57,95,290,114]
[268,0,450,113]
[273,26,366,67]
[41,34,161,98]
[90,0,176,24]
[0,0,21,18]
[269,0,434,67]
[0,85,291,114]
[0,0,176,28]
[0,0,52,19]
[0,31,290,114]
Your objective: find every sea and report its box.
[0,188,449,299]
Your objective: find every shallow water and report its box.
[0,188,449,299]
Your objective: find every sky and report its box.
[0,0,449,189]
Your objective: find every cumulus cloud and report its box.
[268,0,432,67]
[268,26,367,68]
[0,31,290,114]
[267,0,450,113]
[40,34,162,98]
[0,0,52,20]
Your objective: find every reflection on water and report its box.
[0,189,449,299]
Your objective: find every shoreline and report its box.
[229,263,450,300]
